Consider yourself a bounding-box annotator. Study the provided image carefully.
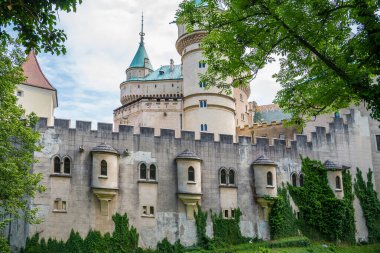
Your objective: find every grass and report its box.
[186,237,380,253]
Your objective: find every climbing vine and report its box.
[194,204,209,247]
[354,168,380,243]
[342,169,356,243]
[211,208,243,245]
[269,187,299,240]
[288,157,350,242]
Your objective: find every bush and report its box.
[267,236,310,248]
[156,238,184,253]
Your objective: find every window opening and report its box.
[63,157,70,174]
[228,170,235,185]
[267,171,273,186]
[54,157,60,173]
[100,160,107,176]
[292,173,297,186]
[336,176,341,189]
[188,167,195,182]
[150,164,156,180]
[220,169,227,184]
[140,163,147,179]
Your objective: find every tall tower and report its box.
[125,13,153,81]
[175,25,236,139]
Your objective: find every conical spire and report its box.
[128,12,153,70]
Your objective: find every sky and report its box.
[37,0,281,125]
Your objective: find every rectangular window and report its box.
[199,61,206,68]
[199,100,207,108]
[199,81,206,88]
[231,209,235,218]
[241,113,244,121]
[150,206,154,215]
[224,210,229,219]
[16,90,23,97]
[62,201,66,211]
[54,200,59,210]
[376,135,380,151]
[142,206,147,215]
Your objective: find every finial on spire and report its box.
[139,12,145,43]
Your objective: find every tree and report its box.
[0,41,45,232]
[1,0,82,55]
[176,0,380,125]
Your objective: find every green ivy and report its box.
[288,157,352,242]
[156,238,184,253]
[194,204,209,247]
[269,187,299,240]
[354,168,380,243]
[342,170,356,243]
[211,208,243,245]
[0,235,11,253]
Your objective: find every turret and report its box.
[91,143,119,216]
[323,160,344,199]
[176,150,202,219]
[175,12,236,139]
[252,155,278,221]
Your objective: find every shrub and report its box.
[156,238,184,253]
[267,236,310,248]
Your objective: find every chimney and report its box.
[170,59,174,72]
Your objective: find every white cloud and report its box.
[36,0,280,125]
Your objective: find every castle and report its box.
[6,13,380,251]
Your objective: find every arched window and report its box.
[336,176,341,189]
[299,174,304,187]
[140,163,147,179]
[228,170,235,185]
[54,157,60,173]
[267,171,273,186]
[188,167,195,182]
[149,164,156,180]
[204,124,208,131]
[291,173,297,186]
[100,160,107,176]
[63,157,71,174]
[220,169,227,184]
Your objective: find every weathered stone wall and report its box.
[7,107,378,250]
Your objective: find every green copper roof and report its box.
[129,64,182,81]
[129,42,153,70]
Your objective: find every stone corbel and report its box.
[256,197,276,221]
[178,193,202,220]
[92,188,118,216]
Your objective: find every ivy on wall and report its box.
[354,168,380,243]
[211,208,243,245]
[269,187,299,240]
[288,157,351,242]
[194,204,209,247]
[342,170,356,243]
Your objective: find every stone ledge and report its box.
[137,180,158,184]
[50,174,72,178]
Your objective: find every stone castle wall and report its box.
[6,108,378,250]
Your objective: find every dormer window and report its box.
[159,70,165,75]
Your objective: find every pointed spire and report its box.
[139,12,145,44]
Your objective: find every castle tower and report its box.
[125,13,153,82]
[175,22,236,139]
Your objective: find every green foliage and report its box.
[23,213,142,253]
[177,0,380,124]
[194,204,209,247]
[0,0,82,55]
[341,170,356,243]
[0,235,11,253]
[288,157,351,242]
[111,212,139,252]
[0,41,45,230]
[269,187,299,239]
[211,208,243,245]
[156,238,185,253]
[354,169,380,243]
[267,236,310,248]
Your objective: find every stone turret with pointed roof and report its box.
[126,13,153,80]
[16,50,58,126]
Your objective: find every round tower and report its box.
[175,24,236,139]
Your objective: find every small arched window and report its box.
[228,170,235,185]
[140,163,147,179]
[220,169,227,184]
[267,171,273,186]
[63,157,71,174]
[291,173,297,186]
[54,157,61,173]
[336,176,341,189]
[188,167,195,182]
[299,174,304,187]
[150,164,156,180]
[100,160,107,176]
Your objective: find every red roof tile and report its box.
[21,51,56,91]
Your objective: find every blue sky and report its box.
[36,0,281,126]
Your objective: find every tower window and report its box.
[199,61,206,68]
[63,157,71,174]
[376,135,380,151]
[100,160,107,176]
[336,176,341,190]
[188,166,195,182]
[201,124,208,132]
[199,81,206,88]
[267,171,273,186]
[199,100,207,108]
[54,157,61,173]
